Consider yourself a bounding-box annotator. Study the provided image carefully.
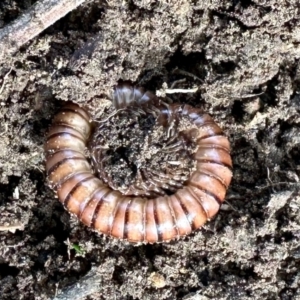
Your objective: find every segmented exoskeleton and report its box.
[45,82,232,243]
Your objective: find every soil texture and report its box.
[0,1,300,299]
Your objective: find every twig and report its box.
[165,87,198,94]
[0,0,88,59]
[0,223,25,233]
[0,67,12,94]
[256,181,300,190]
[156,82,198,97]
[207,90,265,102]
[0,124,8,137]
[170,78,186,88]
[96,109,124,123]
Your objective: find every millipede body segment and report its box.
[45,82,232,243]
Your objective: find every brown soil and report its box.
[0,1,300,299]
[90,107,197,196]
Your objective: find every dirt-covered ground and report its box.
[0,1,300,299]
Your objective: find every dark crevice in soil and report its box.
[47,2,105,35]
[176,287,199,299]
[279,288,297,300]
[0,1,37,24]
[28,169,44,183]
[232,0,253,9]
[288,146,300,164]
[212,262,256,280]
[112,265,126,285]
[212,10,259,31]
[274,231,294,244]
[0,264,20,279]
[30,209,70,245]
[141,246,164,265]
[127,0,154,13]
[212,60,237,75]
[166,48,207,82]
[0,175,21,203]
[198,269,210,286]
[231,100,245,123]
[260,74,280,108]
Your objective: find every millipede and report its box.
[44,82,232,243]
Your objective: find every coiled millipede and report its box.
[45,82,232,243]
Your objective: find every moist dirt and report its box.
[0,1,300,299]
[91,107,197,196]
